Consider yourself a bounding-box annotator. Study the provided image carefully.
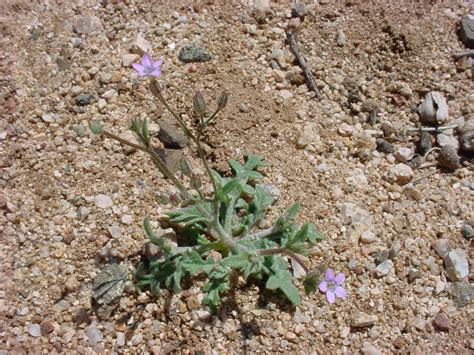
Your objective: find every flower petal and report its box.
[153,58,164,68]
[318,280,328,293]
[132,63,146,76]
[334,286,347,299]
[150,68,161,77]
[335,272,345,285]
[142,53,152,67]
[326,290,336,304]
[325,268,335,282]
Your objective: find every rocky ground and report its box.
[1,0,473,353]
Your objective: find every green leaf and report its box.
[304,223,324,244]
[244,155,269,170]
[266,269,301,305]
[89,121,103,134]
[167,203,212,226]
[141,118,150,146]
[275,203,300,227]
[181,250,215,275]
[221,253,250,268]
[143,216,172,255]
[179,158,193,177]
[220,178,244,198]
[229,160,244,175]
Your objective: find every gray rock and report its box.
[352,312,378,328]
[291,3,306,18]
[444,249,469,281]
[389,163,414,185]
[154,147,183,174]
[28,323,41,337]
[373,259,393,278]
[394,147,414,163]
[372,250,389,265]
[92,264,128,319]
[337,30,346,46]
[360,230,377,244]
[86,326,103,345]
[157,120,188,149]
[408,268,421,283]
[460,15,474,49]
[73,15,103,34]
[94,194,113,209]
[461,222,474,240]
[340,203,372,243]
[433,239,450,258]
[122,53,139,67]
[130,32,151,56]
[56,57,70,71]
[388,241,401,259]
[256,184,280,202]
[178,43,211,63]
[76,93,94,106]
[361,342,381,355]
[376,138,393,153]
[279,90,293,100]
[449,281,474,307]
[437,133,459,150]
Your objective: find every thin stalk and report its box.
[239,227,277,241]
[259,248,309,274]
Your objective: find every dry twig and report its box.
[286,31,322,100]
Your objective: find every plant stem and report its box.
[259,248,309,274]
[239,227,277,241]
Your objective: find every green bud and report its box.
[179,158,193,177]
[217,90,229,110]
[193,91,206,118]
[89,121,103,135]
[190,173,202,190]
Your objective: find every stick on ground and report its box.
[286,31,322,100]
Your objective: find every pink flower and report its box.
[318,268,347,304]
[132,54,163,77]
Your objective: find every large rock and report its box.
[460,15,474,49]
[157,120,188,149]
[73,15,103,34]
[178,43,211,63]
[444,249,469,281]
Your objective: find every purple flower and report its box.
[319,268,347,304]
[132,54,163,77]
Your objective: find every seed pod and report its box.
[179,158,193,177]
[417,91,448,125]
[460,118,474,152]
[217,90,229,111]
[190,173,202,190]
[193,91,206,118]
[438,145,461,170]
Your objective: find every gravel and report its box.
[1,0,472,353]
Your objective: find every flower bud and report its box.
[193,91,206,118]
[190,173,202,190]
[217,90,229,111]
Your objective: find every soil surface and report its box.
[1,0,473,353]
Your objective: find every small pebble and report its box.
[28,324,41,337]
[94,194,113,209]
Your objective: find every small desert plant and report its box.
[89,54,329,309]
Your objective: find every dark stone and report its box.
[433,313,450,332]
[459,16,474,49]
[291,3,306,18]
[418,131,432,155]
[154,147,183,174]
[91,264,127,319]
[449,281,474,308]
[56,57,70,71]
[406,154,423,170]
[372,250,389,265]
[178,43,212,63]
[376,138,393,153]
[438,145,461,170]
[157,120,188,149]
[76,93,94,106]
[461,222,474,240]
[408,269,421,283]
